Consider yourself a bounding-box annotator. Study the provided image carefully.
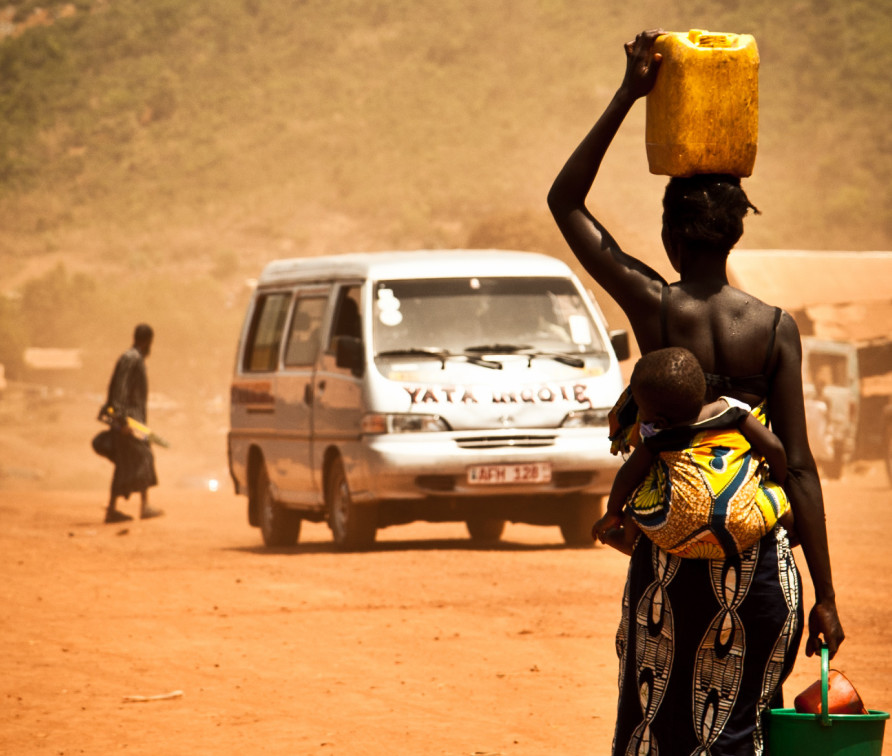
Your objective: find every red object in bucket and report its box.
[794,668,869,715]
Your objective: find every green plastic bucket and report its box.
[767,645,889,755]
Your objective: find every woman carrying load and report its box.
[547,29,844,756]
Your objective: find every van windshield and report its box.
[372,277,606,358]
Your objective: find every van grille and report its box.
[454,434,557,449]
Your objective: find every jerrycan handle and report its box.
[821,642,832,727]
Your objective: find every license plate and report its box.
[467,462,552,485]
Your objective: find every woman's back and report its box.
[659,283,781,405]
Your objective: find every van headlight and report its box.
[561,408,610,428]
[361,413,452,434]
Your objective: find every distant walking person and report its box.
[100,324,161,523]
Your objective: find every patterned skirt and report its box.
[611,527,803,756]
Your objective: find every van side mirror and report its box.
[334,335,365,377]
[610,330,631,361]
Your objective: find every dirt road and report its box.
[2,461,891,755]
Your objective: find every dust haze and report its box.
[0,0,890,494]
[1,4,892,754]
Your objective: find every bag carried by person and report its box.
[92,429,116,461]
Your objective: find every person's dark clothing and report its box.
[103,347,157,499]
[106,347,149,424]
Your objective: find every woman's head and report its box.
[631,347,706,428]
[661,174,759,259]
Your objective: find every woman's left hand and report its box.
[806,598,845,659]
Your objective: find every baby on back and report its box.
[594,347,795,558]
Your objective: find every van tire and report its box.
[465,517,505,543]
[327,458,377,551]
[257,465,301,547]
[560,495,603,547]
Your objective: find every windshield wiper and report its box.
[464,343,532,354]
[376,348,502,370]
[533,352,586,368]
[377,348,448,363]
[464,344,586,368]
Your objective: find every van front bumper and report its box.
[348,428,623,503]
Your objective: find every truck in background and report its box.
[729,250,892,483]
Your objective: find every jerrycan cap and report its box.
[686,29,736,48]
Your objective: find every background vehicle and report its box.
[801,336,892,481]
[228,250,630,550]
[801,337,860,479]
[728,250,892,482]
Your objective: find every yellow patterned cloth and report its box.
[627,404,789,559]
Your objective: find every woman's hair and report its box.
[662,174,759,255]
[631,347,706,425]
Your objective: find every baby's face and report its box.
[633,391,666,430]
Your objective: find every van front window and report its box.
[372,277,605,358]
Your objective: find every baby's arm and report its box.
[739,413,798,541]
[599,512,642,556]
[606,444,654,516]
[593,444,653,552]
[739,414,788,484]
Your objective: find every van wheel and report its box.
[257,465,301,547]
[560,495,603,547]
[327,458,377,551]
[465,517,505,543]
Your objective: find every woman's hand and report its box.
[620,29,664,101]
[806,598,845,659]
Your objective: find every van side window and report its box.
[284,296,328,367]
[329,286,362,348]
[243,292,291,372]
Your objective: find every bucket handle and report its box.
[820,641,831,727]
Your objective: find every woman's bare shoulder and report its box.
[774,309,804,353]
[714,286,788,328]
[723,284,774,309]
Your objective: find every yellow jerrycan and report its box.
[646,29,759,177]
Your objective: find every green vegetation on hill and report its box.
[0,0,889,398]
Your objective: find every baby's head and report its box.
[630,347,706,429]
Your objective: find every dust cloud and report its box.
[1,1,890,496]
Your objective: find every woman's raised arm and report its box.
[547,30,666,325]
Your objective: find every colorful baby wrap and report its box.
[626,403,790,559]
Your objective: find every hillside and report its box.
[0,0,890,405]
